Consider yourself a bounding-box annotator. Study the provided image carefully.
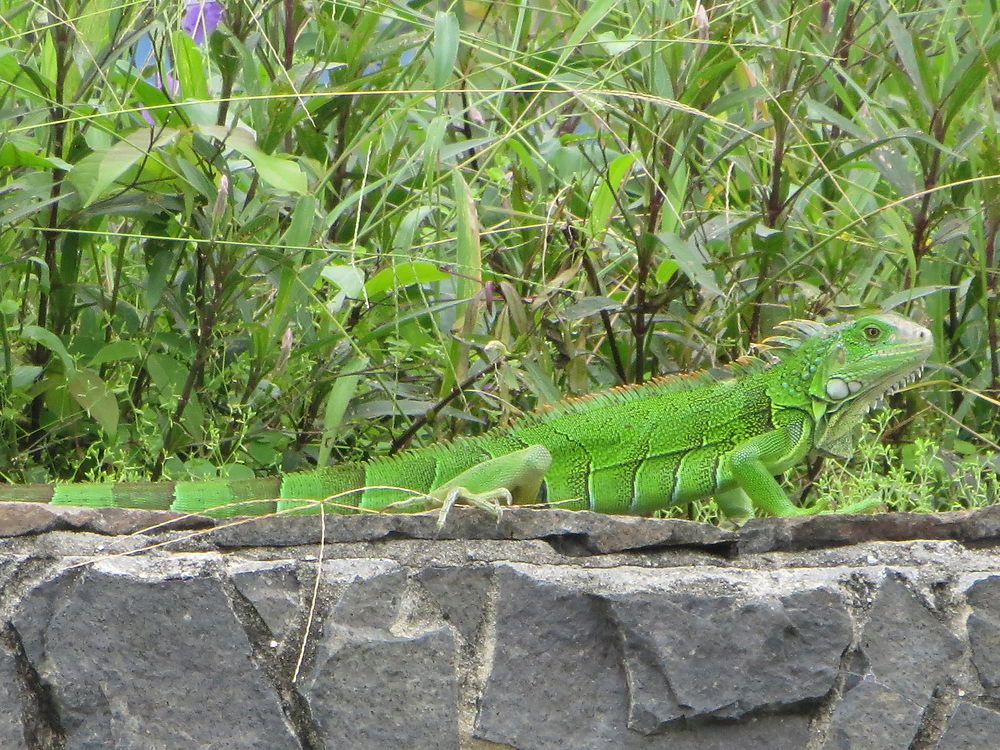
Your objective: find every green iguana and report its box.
[0,312,932,523]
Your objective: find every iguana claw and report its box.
[435,486,513,531]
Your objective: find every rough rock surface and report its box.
[14,562,299,750]
[935,702,1000,749]
[823,679,924,750]
[0,645,28,749]
[2,504,1000,749]
[966,575,1000,695]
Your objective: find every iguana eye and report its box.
[864,326,881,340]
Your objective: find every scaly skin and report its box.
[0,313,932,523]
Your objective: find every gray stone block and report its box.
[299,561,458,749]
[936,701,1000,749]
[203,507,736,553]
[322,558,406,628]
[3,508,998,749]
[607,586,851,731]
[823,679,922,750]
[739,506,1000,553]
[0,502,212,537]
[230,560,303,646]
[0,647,27,749]
[476,565,826,750]
[302,626,458,749]
[856,576,962,704]
[636,714,811,749]
[966,576,1000,695]
[13,561,298,750]
[475,565,632,749]
[415,564,492,642]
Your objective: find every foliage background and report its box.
[0,0,996,515]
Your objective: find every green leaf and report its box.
[587,152,637,242]
[171,29,209,101]
[269,197,320,333]
[882,3,932,115]
[788,131,955,207]
[245,149,308,194]
[182,457,218,479]
[146,353,186,395]
[505,137,545,193]
[562,296,620,320]
[281,195,317,247]
[422,115,449,171]
[12,365,43,390]
[520,359,563,407]
[940,33,1000,132]
[197,125,307,195]
[393,207,434,253]
[345,7,380,70]
[75,0,114,58]
[145,248,174,314]
[364,261,451,298]
[320,263,368,298]
[751,224,784,256]
[21,325,74,373]
[451,170,482,303]
[318,356,368,467]
[219,463,257,481]
[566,0,616,49]
[67,369,119,437]
[654,233,722,297]
[880,285,955,310]
[181,393,205,442]
[89,341,143,367]
[449,169,483,384]
[655,259,678,284]
[432,11,460,89]
[0,141,67,171]
[70,128,180,207]
[321,262,367,313]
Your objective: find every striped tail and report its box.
[170,478,282,517]
[0,479,282,518]
[0,466,370,519]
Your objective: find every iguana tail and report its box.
[0,478,284,518]
[0,465,375,518]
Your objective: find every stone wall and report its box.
[3,502,1000,749]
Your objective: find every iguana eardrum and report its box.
[0,313,932,522]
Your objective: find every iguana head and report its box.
[765,312,933,442]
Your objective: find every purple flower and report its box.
[181,1,223,45]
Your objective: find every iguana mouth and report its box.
[865,364,926,414]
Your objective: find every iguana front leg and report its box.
[725,418,878,518]
[728,433,820,517]
[385,445,552,529]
